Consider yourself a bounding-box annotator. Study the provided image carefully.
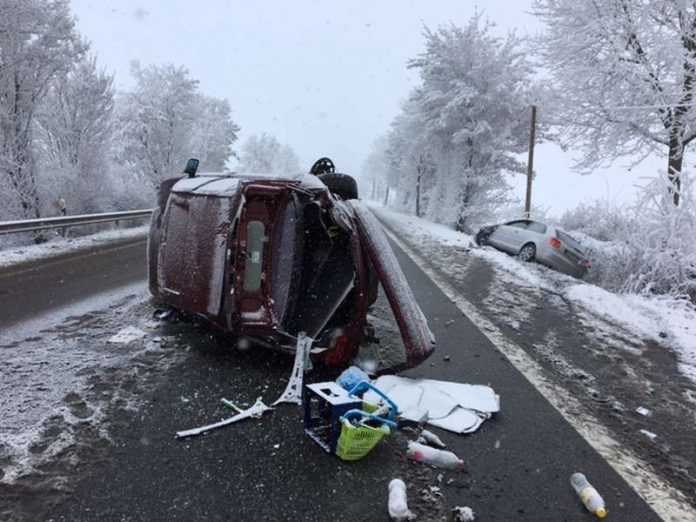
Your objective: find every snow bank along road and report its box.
[0,227,693,520]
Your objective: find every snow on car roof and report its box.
[171,171,327,195]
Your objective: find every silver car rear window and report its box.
[527,222,547,234]
[557,230,583,251]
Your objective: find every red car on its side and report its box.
[148,158,434,373]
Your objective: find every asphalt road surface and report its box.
[0,235,670,521]
[0,237,147,330]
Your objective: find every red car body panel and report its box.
[148,171,435,372]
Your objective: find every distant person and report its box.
[59,197,67,216]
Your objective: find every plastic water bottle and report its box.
[419,429,446,448]
[570,473,607,518]
[388,479,414,521]
[407,441,465,470]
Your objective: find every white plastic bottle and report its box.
[419,429,446,448]
[570,472,607,518]
[388,479,414,521]
[407,441,465,470]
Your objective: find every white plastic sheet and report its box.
[364,376,499,434]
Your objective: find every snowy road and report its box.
[0,228,693,520]
[0,236,147,330]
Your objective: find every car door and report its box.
[490,220,529,253]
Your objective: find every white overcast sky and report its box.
[70,0,665,215]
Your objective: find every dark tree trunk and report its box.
[668,134,683,207]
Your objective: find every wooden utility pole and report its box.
[524,105,537,219]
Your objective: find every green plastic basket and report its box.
[335,413,392,461]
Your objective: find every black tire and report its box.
[518,242,536,262]
[318,172,358,200]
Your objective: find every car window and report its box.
[506,220,529,229]
[557,230,583,251]
[527,222,547,234]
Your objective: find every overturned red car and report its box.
[148,158,434,372]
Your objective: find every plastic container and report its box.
[407,441,465,470]
[419,429,446,448]
[570,472,607,518]
[388,478,414,521]
[335,409,395,461]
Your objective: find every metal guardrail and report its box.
[0,209,154,235]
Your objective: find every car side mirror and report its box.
[184,158,200,178]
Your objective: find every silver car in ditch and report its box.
[475,220,590,278]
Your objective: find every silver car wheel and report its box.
[518,243,536,262]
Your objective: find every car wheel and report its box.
[318,172,359,200]
[474,231,487,246]
[518,243,536,262]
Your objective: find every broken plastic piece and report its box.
[221,398,244,414]
[175,397,272,438]
[388,479,415,521]
[635,406,651,416]
[640,429,657,440]
[153,308,174,320]
[273,332,313,406]
[451,506,476,521]
[108,326,147,344]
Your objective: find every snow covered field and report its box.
[370,204,696,384]
[0,225,148,270]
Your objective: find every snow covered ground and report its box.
[370,204,696,384]
[0,287,181,484]
[0,225,148,270]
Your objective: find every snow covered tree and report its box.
[533,0,696,206]
[118,62,239,186]
[190,96,239,171]
[0,0,86,219]
[35,55,115,213]
[359,135,391,201]
[237,133,301,174]
[382,14,533,230]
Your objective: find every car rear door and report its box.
[490,220,529,253]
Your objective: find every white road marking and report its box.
[386,229,696,522]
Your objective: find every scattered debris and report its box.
[443,355,451,362]
[273,333,313,406]
[388,478,415,521]
[639,429,657,441]
[336,365,370,392]
[364,376,499,434]
[303,381,362,454]
[407,441,465,470]
[220,398,244,414]
[635,406,652,417]
[451,506,476,521]
[418,429,446,449]
[570,472,607,518]
[175,398,272,439]
[107,326,147,344]
[420,485,443,503]
[152,308,174,320]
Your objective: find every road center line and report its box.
[385,228,695,522]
